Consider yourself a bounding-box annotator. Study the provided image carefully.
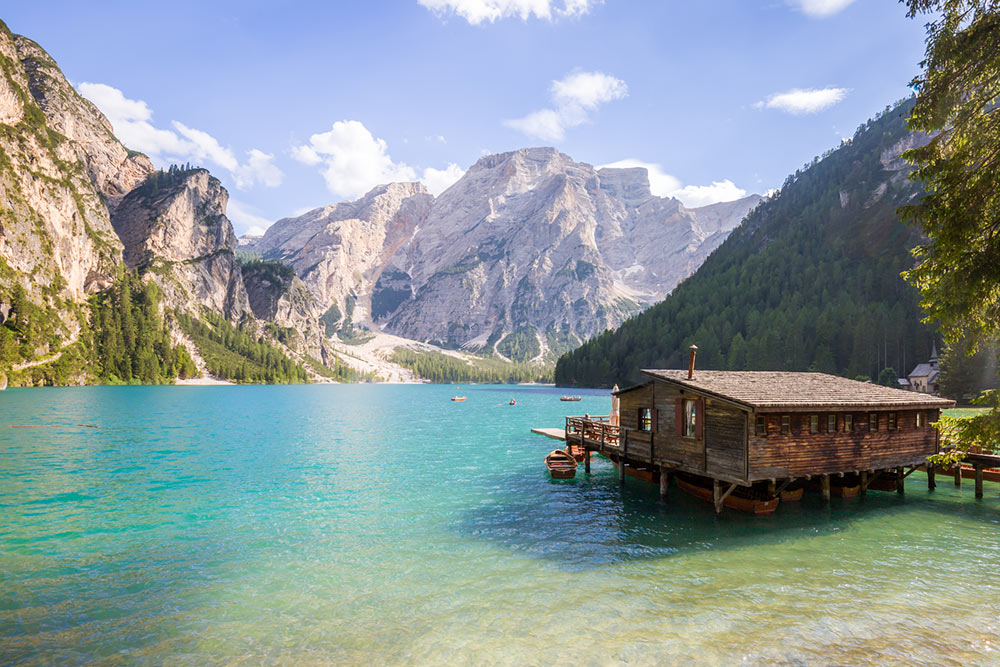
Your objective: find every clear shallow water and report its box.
[1,385,998,665]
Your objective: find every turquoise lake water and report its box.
[1,384,999,665]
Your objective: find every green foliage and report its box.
[556,99,934,387]
[939,336,999,403]
[88,271,193,384]
[238,256,295,284]
[320,301,341,337]
[877,367,899,388]
[899,1,1000,458]
[391,348,552,384]
[175,310,309,384]
[302,353,363,382]
[496,326,541,363]
[132,164,201,198]
[930,390,1000,464]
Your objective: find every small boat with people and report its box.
[560,396,582,402]
[545,449,578,479]
[509,399,517,405]
[451,396,466,402]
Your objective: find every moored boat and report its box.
[545,449,578,479]
[780,487,804,502]
[831,483,861,498]
[676,476,780,514]
[560,396,582,401]
[451,396,466,402]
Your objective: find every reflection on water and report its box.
[1,384,998,664]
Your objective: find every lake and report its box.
[1,384,998,664]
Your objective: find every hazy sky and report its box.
[4,1,930,234]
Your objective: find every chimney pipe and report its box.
[688,344,698,380]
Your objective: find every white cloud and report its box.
[227,198,274,236]
[77,82,283,190]
[754,87,849,114]
[292,120,417,199]
[421,163,466,195]
[599,158,681,197]
[418,0,598,24]
[599,158,747,208]
[788,0,856,17]
[669,180,747,208]
[505,70,627,142]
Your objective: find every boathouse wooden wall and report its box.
[746,409,941,481]
[618,382,750,483]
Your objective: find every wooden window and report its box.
[843,414,853,432]
[809,414,819,434]
[869,412,878,431]
[888,412,897,430]
[755,416,766,437]
[781,415,790,435]
[638,407,652,432]
[916,411,926,428]
[683,399,697,437]
[827,414,837,433]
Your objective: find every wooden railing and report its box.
[566,416,620,450]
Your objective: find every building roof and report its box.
[638,369,955,411]
[908,363,936,379]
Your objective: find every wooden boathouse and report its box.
[566,355,955,513]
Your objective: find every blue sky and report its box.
[4,1,929,234]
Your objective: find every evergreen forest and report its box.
[556,99,941,388]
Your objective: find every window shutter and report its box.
[675,398,683,436]
[651,408,658,434]
[695,398,704,440]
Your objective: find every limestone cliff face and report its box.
[0,19,124,337]
[111,169,251,319]
[241,262,329,361]
[253,182,433,326]
[257,148,759,359]
[13,35,153,212]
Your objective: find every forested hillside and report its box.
[556,99,939,387]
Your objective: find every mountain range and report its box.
[0,20,758,385]
[246,148,759,362]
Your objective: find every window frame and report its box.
[780,415,791,435]
[755,415,767,437]
[843,413,854,432]
[869,412,878,431]
[888,412,897,430]
[916,411,926,428]
[827,414,837,433]
[809,414,820,434]
[638,407,652,432]
[683,399,697,438]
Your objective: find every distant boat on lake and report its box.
[560,396,581,402]
[451,396,466,402]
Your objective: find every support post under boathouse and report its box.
[564,359,956,514]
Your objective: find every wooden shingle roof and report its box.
[640,369,955,411]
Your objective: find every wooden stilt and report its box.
[584,450,591,474]
[659,469,670,497]
[619,458,625,486]
[896,466,905,494]
[767,480,776,497]
[954,465,962,487]
[860,471,868,497]
[975,463,984,499]
[713,479,722,514]
[821,474,830,503]
[927,464,936,491]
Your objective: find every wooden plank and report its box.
[531,427,566,441]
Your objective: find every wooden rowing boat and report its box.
[451,396,466,402]
[831,483,861,498]
[545,449,577,479]
[780,487,804,502]
[676,476,780,515]
[559,396,581,401]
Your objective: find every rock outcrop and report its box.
[111,168,252,319]
[0,19,124,333]
[242,260,329,362]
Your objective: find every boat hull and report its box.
[676,477,780,515]
[545,450,577,480]
[780,487,804,502]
